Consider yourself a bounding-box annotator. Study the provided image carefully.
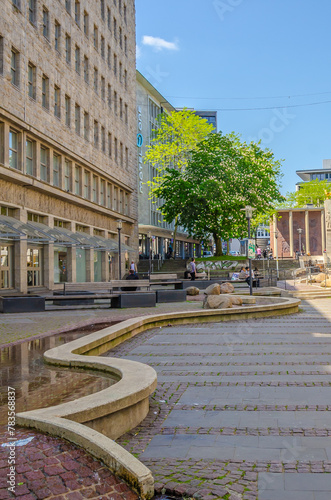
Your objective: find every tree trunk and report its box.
[214,235,222,256]
[172,217,178,259]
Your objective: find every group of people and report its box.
[239,266,260,287]
[256,246,273,260]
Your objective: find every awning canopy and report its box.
[0,216,135,253]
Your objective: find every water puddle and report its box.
[0,322,118,424]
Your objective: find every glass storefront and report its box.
[27,247,43,287]
[76,248,86,283]
[94,250,102,281]
[54,246,68,283]
[0,246,13,289]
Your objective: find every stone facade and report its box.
[0,0,137,291]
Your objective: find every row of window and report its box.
[5,129,130,215]
[64,0,127,27]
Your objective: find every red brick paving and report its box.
[0,426,138,499]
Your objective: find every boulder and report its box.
[220,282,235,294]
[186,286,200,296]
[204,283,221,295]
[320,279,331,288]
[203,295,233,309]
[229,295,243,306]
[315,273,328,283]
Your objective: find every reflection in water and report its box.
[0,323,117,424]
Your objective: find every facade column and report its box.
[14,237,27,293]
[305,210,310,254]
[43,242,54,290]
[289,211,294,257]
[67,246,76,283]
[321,210,326,253]
[86,248,94,282]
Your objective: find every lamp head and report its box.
[117,220,122,230]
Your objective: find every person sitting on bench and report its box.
[125,269,139,291]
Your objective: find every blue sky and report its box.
[136,0,331,195]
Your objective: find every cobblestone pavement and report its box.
[110,299,331,500]
[0,425,138,500]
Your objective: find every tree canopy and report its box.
[153,132,284,255]
[284,179,331,208]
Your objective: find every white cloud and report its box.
[142,36,179,52]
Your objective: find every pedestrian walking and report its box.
[189,258,196,281]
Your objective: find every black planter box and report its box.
[0,295,45,313]
[156,289,187,303]
[53,291,95,306]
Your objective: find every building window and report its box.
[75,45,80,74]
[120,142,123,167]
[114,137,118,163]
[26,139,34,175]
[107,84,112,109]
[100,179,105,205]
[75,103,80,135]
[53,154,60,187]
[64,160,71,191]
[54,85,61,119]
[65,95,71,127]
[75,0,80,25]
[11,48,19,87]
[13,0,20,11]
[107,7,111,30]
[113,186,118,211]
[84,11,89,36]
[28,0,36,25]
[94,121,99,147]
[65,34,71,64]
[107,45,111,68]
[0,37,3,76]
[113,17,117,39]
[74,165,81,195]
[93,25,98,50]
[27,248,43,287]
[124,3,126,23]
[113,53,117,75]
[108,133,112,157]
[40,146,49,181]
[84,111,89,140]
[65,0,71,13]
[42,74,49,109]
[28,62,36,99]
[84,171,90,199]
[101,76,105,100]
[118,0,122,14]
[119,26,122,48]
[92,176,98,203]
[42,7,49,38]
[55,21,61,52]
[101,0,105,19]
[114,90,117,114]
[101,126,105,152]
[124,69,127,89]
[9,130,18,169]
[101,35,105,59]
[83,56,89,83]
[119,97,123,119]
[107,183,111,208]
[119,61,122,83]
[124,35,127,55]
[124,192,128,215]
[125,103,128,125]
[94,67,98,93]
[125,146,128,168]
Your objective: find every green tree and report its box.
[144,108,214,254]
[285,179,331,207]
[154,132,284,256]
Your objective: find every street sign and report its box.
[248,239,256,259]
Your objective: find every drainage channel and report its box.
[0,322,119,424]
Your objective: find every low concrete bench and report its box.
[150,273,177,280]
[155,289,187,303]
[111,292,156,308]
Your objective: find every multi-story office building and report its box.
[0,0,136,292]
[136,71,200,260]
[194,110,217,132]
[296,159,331,190]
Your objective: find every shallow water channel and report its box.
[0,323,118,424]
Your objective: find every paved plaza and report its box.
[111,298,331,500]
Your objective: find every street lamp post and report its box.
[117,220,122,279]
[148,231,152,278]
[297,228,303,256]
[242,206,255,296]
[275,230,279,279]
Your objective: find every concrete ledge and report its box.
[17,296,300,499]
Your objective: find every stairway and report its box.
[137,258,187,277]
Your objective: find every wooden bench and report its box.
[150,273,177,280]
[60,280,150,294]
